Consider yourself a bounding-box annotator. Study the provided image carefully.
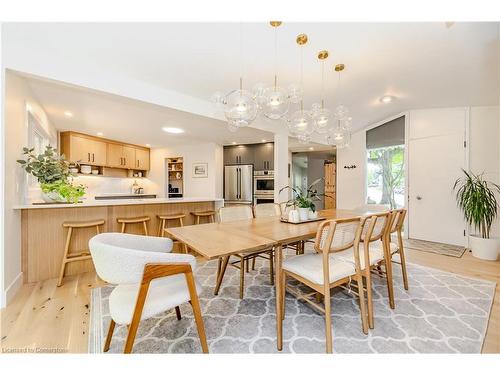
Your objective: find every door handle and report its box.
[416,196,422,200]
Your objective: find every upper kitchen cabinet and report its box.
[107,143,136,169]
[254,142,274,170]
[60,132,107,166]
[60,131,150,171]
[135,148,150,171]
[223,145,254,165]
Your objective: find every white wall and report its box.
[148,143,223,199]
[469,106,500,237]
[3,72,57,305]
[336,130,366,209]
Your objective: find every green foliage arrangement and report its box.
[279,178,331,212]
[453,170,500,239]
[17,145,85,204]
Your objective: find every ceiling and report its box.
[4,22,499,132]
[21,73,274,147]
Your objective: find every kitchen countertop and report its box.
[13,197,224,210]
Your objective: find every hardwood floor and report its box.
[1,249,498,353]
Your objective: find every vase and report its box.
[308,210,318,219]
[41,191,65,203]
[298,207,309,221]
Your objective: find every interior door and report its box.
[324,162,336,209]
[408,108,466,246]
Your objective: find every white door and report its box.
[408,108,467,246]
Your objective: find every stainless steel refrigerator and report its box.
[224,164,254,204]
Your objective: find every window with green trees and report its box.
[366,116,405,209]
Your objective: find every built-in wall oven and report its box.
[254,170,274,204]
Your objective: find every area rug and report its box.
[402,238,466,258]
[89,254,495,354]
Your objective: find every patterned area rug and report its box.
[89,254,494,353]
[403,238,466,258]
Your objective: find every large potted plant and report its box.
[280,178,331,221]
[454,170,500,261]
[17,145,86,204]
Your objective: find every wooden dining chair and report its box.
[279,217,369,353]
[214,205,275,298]
[89,233,208,354]
[371,209,409,290]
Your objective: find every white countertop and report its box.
[13,197,224,209]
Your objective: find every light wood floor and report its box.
[1,249,498,353]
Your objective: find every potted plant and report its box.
[17,145,86,204]
[454,170,500,261]
[280,178,331,221]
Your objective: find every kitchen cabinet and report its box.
[61,133,107,166]
[224,145,254,165]
[254,142,274,170]
[135,148,150,170]
[60,131,150,171]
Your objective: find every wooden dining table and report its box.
[166,208,379,351]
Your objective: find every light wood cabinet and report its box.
[62,133,107,166]
[135,148,150,170]
[60,131,150,171]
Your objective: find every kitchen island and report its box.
[14,198,223,283]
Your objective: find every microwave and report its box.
[254,170,274,195]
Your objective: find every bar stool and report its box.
[157,213,187,253]
[58,219,105,286]
[117,216,150,235]
[191,210,216,224]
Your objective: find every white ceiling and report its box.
[4,22,499,132]
[21,74,274,147]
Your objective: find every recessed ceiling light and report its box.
[64,111,73,118]
[380,95,395,104]
[231,142,237,145]
[96,132,104,137]
[309,147,314,151]
[146,143,151,147]
[162,127,184,134]
[262,139,267,143]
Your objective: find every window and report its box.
[366,116,405,209]
[27,110,51,187]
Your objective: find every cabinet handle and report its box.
[88,153,90,162]
[123,158,126,166]
[137,160,139,168]
[92,153,95,162]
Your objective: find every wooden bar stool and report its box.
[58,219,105,286]
[191,210,216,224]
[157,213,187,253]
[117,216,150,235]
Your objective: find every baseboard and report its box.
[4,272,23,306]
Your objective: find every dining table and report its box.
[165,208,382,351]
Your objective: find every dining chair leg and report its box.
[385,258,396,309]
[57,226,72,287]
[214,256,230,295]
[269,250,274,286]
[356,273,369,335]
[157,219,163,237]
[324,284,333,353]
[251,256,256,270]
[175,306,182,320]
[365,270,375,329]
[315,292,322,303]
[398,237,409,291]
[121,223,126,233]
[142,221,148,236]
[185,272,209,353]
[103,319,116,352]
[246,257,250,273]
[239,255,245,299]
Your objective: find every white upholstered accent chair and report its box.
[89,233,208,353]
[279,217,369,353]
[214,205,274,298]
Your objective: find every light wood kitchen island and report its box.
[14,198,223,283]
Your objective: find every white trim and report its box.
[4,272,23,306]
[403,112,410,239]
[464,107,471,248]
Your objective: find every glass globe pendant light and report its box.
[311,50,332,134]
[211,24,258,131]
[287,33,313,144]
[327,63,352,148]
[257,21,292,120]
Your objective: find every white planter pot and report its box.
[298,207,309,221]
[42,191,65,203]
[308,210,318,219]
[469,235,500,261]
